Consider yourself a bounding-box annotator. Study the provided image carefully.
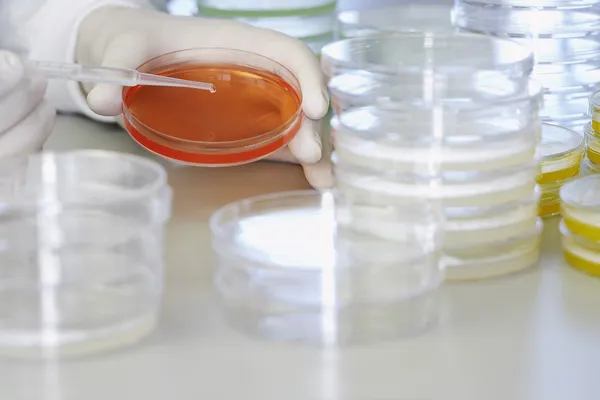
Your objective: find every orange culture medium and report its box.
[123,63,302,166]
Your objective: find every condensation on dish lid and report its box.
[444,218,543,282]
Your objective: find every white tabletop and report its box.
[1,115,599,400]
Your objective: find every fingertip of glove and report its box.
[87,84,123,116]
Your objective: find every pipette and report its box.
[30,60,216,93]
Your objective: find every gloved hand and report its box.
[76,6,332,188]
[0,50,56,158]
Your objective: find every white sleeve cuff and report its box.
[26,0,152,123]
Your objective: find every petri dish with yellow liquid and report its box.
[584,122,600,165]
[560,175,600,240]
[560,219,600,278]
[536,123,584,184]
[588,90,600,133]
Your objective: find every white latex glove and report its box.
[0,51,55,158]
[76,6,333,188]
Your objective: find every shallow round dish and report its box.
[561,175,600,239]
[320,32,534,79]
[539,174,579,217]
[514,36,600,64]
[536,123,584,184]
[444,218,543,282]
[335,4,455,39]
[581,157,600,175]
[560,219,600,278]
[444,191,539,249]
[209,190,443,343]
[122,48,302,167]
[334,155,539,208]
[330,106,540,173]
[584,122,600,164]
[542,95,589,126]
[455,1,600,38]
[458,0,600,8]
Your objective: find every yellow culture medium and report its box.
[536,123,584,185]
[538,175,578,218]
[560,220,600,278]
[584,122,600,165]
[590,90,600,135]
[560,175,600,240]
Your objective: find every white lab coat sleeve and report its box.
[18,0,154,122]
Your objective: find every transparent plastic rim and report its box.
[321,32,534,78]
[560,174,600,209]
[560,219,600,249]
[446,218,543,252]
[456,0,600,10]
[445,187,540,220]
[538,123,585,161]
[123,47,303,149]
[0,150,168,205]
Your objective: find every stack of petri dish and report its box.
[537,123,585,217]
[321,33,544,282]
[196,0,337,54]
[335,3,455,39]
[560,175,600,278]
[583,90,600,175]
[454,0,600,131]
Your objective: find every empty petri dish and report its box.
[584,122,600,164]
[0,150,172,358]
[542,95,589,125]
[561,175,600,239]
[537,123,584,184]
[535,64,600,94]
[560,219,600,278]
[330,105,540,173]
[209,190,443,343]
[444,192,539,249]
[320,32,534,79]
[122,48,302,166]
[335,4,455,39]
[334,155,539,208]
[444,219,543,281]
[514,36,600,64]
[455,2,600,38]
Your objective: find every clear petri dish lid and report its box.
[320,32,534,79]
[336,4,455,38]
[560,174,600,208]
[455,2,600,38]
[537,123,584,161]
[210,190,443,270]
[514,36,600,64]
[541,95,589,122]
[535,67,600,94]
[461,0,600,9]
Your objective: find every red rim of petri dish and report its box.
[122,48,303,167]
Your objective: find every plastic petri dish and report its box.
[536,123,584,184]
[320,32,534,79]
[209,190,443,343]
[335,4,455,39]
[330,106,540,173]
[584,122,600,164]
[458,0,600,8]
[539,175,578,217]
[334,155,539,208]
[560,219,600,278]
[444,219,543,282]
[444,191,540,249]
[0,150,172,358]
[535,65,600,94]
[455,2,600,38]
[542,95,589,126]
[588,90,600,132]
[122,48,302,166]
[581,157,600,175]
[561,175,600,239]
[513,36,600,64]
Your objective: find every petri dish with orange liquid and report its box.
[122,49,303,166]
